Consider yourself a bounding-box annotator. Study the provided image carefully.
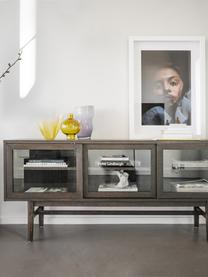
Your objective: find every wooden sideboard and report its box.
[4,140,208,241]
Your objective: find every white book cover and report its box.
[172,160,208,168]
[101,155,129,161]
[98,183,138,192]
[173,179,208,192]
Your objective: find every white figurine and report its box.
[116,170,129,188]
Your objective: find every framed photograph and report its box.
[129,36,206,139]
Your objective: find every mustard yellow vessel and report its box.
[61,113,80,140]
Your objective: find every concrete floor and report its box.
[0,224,208,277]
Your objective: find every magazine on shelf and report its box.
[25,187,48,193]
[98,183,138,192]
[47,187,67,192]
[25,187,67,193]
[172,179,208,192]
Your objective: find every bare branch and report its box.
[0,36,36,82]
[0,50,22,82]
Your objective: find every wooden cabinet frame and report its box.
[4,141,83,201]
[3,140,208,241]
[157,140,208,199]
[83,143,156,198]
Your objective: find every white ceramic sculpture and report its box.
[116,170,129,188]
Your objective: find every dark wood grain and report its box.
[27,201,34,241]
[4,139,208,241]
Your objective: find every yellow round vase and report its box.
[61,113,80,140]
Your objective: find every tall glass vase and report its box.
[74,105,94,139]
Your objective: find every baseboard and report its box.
[0,215,205,225]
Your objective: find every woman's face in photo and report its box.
[153,67,184,108]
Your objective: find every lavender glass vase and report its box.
[74,105,94,139]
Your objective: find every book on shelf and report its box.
[172,160,208,170]
[25,187,67,193]
[99,161,133,167]
[25,159,65,163]
[47,187,67,192]
[25,187,48,192]
[100,155,130,162]
[171,179,208,192]
[24,159,68,168]
[98,183,138,192]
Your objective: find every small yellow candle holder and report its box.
[39,116,61,140]
[61,113,80,140]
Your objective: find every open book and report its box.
[98,183,138,192]
[25,187,67,192]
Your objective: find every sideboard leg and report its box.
[205,203,208,242]
[39,206,44,228]
[194,206,199,227]
[27,201,34,242]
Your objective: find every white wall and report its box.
[0,0,208,224]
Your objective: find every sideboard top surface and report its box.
[3,139,208,145]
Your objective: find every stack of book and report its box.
[99,155,132,167]
[173,179,208,192]
[24,159,68,168]
[172,160,208,170]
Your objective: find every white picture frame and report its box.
[129,36,206,139]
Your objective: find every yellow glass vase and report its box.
[39,116,61,140]
[61,113,80,140]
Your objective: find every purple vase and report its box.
[74,105,94,139]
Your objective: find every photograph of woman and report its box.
[141,51,191,126]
